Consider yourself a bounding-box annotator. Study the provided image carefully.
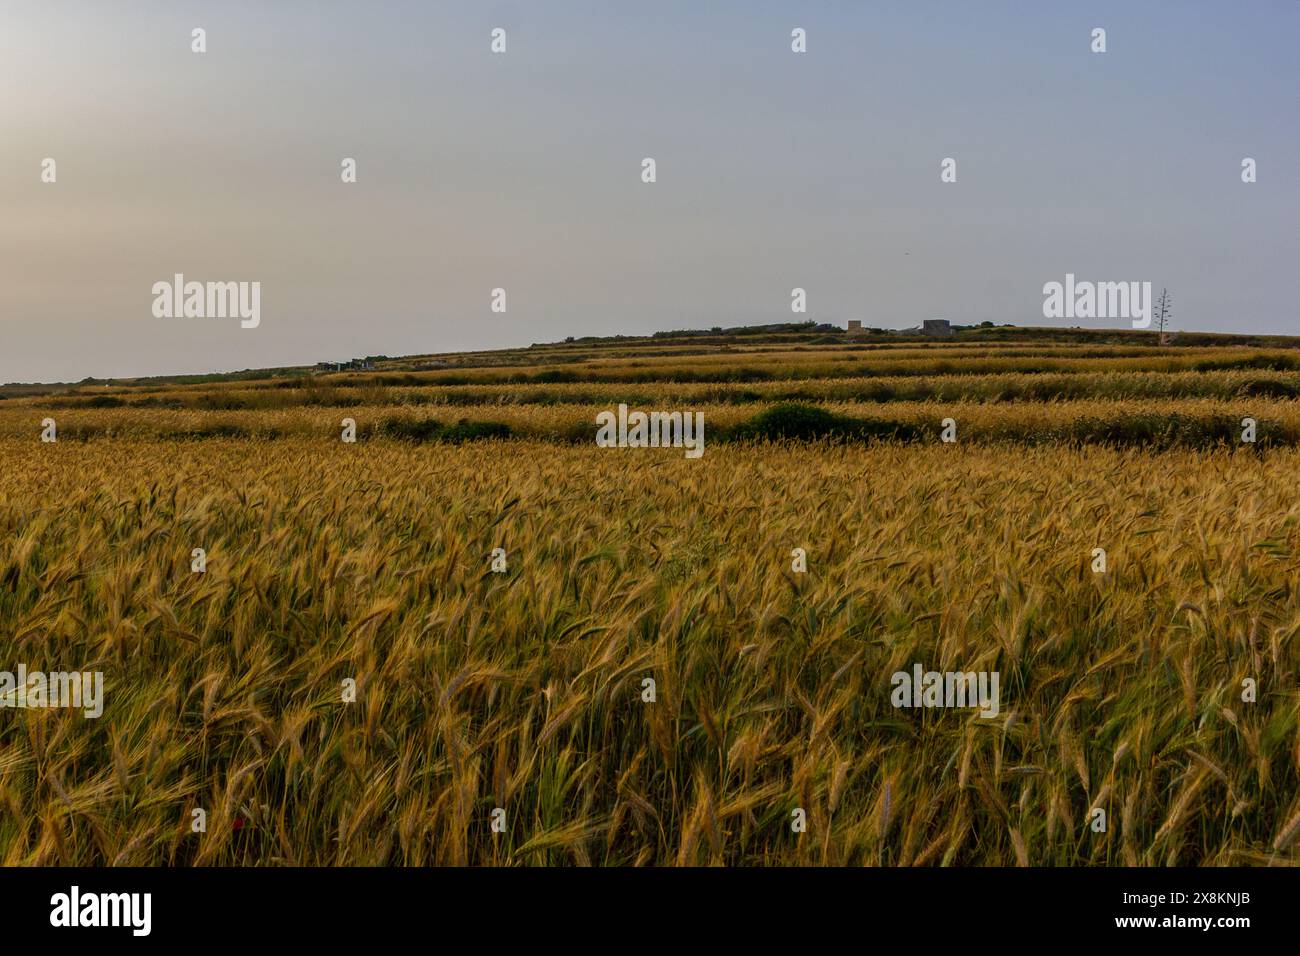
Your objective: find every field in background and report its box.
[1,325,1299,865]
[7,325,1300,445]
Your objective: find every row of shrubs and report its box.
[22,417,511,443]
[22,406,1291,449]
[371,418,512,443]
[45,372,1300,412]
[722,404,1278,448]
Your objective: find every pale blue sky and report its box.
[1,1,1296,382]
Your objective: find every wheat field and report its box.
[2,333,1299,865]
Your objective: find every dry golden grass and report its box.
[1,437,1297,865]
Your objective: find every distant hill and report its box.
[5,321,1298,397]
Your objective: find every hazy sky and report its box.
[2,1,1296,383]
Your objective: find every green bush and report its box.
[1235,378,1300,399]
[376,417,445,442]
[441,419,512,443]
[1066,414,1248,448]
[725,403,922,442]
[375,416,512,443]
[1194,355,1299,372]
